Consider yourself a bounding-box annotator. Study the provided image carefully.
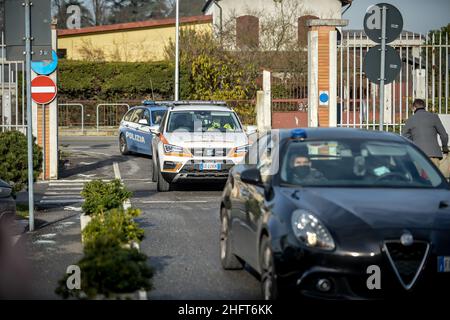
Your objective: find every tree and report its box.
[52,0,94,29]
[108,0,171,24]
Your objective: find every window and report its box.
[57,49,67,59]
[123,109,134,122]
[166,111,242,133]
[130,109,143,123]
[280,139,446,188]
[143,109,151,124]
[236,15,259,49]
[151,110,166,125]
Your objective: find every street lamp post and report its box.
[174,0,180,101]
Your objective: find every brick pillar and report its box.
[307,19,347,127]
[32,24,58,180]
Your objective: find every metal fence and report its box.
[337,30,450,132]
[0,32,26,133]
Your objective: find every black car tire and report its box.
[220,208,244,270]
[119,134,129,155]
[157,164,171,192]
[260,236,280,300]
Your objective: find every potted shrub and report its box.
[82,208,144,250]
[56,236,153,300]
[80,179,132,233]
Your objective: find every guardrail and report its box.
[96,103,130,131]
[58,103,84,133]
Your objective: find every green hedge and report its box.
[58,60,190,101]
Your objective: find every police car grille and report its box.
[385,242,428,287]
[190,148,230,157]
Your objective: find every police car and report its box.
[150,101,251,191]
[119,101,168,156]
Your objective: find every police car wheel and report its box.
[119,134,129,155]
[157,166,171,192]
[151,153,158,182]
[260,236,279,300]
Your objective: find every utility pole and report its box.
[24,0,35,231]
[174,0,180,101]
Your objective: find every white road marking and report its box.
[64,206,82,212]
[40,233,57,238]
[12,235,21,246]
[79,161,95,165]
[77,173,96,178]
[139,200,209,203]
[45,192,81,195]
[113,162,121,180]
[42,195,83,199]
[40,199,84,204]
[34,240,56,245]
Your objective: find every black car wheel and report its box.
[156,164,171,192]
[119,134,129,155]
[220,207,244,270]
[260,236,279,300]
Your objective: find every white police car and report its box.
[119,101,168,156]
[150,101,252,191]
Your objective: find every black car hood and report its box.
[280,187,450,231]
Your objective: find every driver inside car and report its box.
[288,155,327,184]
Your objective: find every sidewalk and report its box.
[13,184,84,299]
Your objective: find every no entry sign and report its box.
[31,75,57,104]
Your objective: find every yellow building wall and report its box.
[58,22,211,62]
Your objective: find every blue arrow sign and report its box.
[31,50,58,75]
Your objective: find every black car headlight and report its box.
[291,210,335,250]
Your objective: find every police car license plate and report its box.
[438,256,450,272]
[200,163,221,170]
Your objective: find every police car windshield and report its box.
[279,139,446,188]
[166,111,242,133]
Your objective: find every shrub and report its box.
[82,208,144,247]
[56,236,153,299]
[0,131,42,194]
[81,179,132,215]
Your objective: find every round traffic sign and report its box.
[31,76,57,104]
[364,3,403,44]
[31,50,58,75]
[363,45,402,84]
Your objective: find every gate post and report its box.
[307,19,347,127]
[32,23,58,180]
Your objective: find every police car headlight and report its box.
[291,210,335,251]
[163,144,192,157]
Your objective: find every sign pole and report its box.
[42,104,46,179]
[25,0,34,231]
[174,0,180,101]
[378,5,387,131]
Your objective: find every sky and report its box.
[343,0,450,34]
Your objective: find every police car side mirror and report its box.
[240,167,262,185]
[150,125,160,135]
[138,119,149,125]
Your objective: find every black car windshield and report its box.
[280,139,446,188]
[166,111,242,132]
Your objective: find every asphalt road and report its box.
[43,136,261,299]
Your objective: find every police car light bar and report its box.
[142,100,175,106]
[171,100,228,106]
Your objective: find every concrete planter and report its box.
[80,213,92,242]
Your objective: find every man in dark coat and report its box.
[402,99,449,167]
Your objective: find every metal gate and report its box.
[0,32,26,133]
[337,30,449,132]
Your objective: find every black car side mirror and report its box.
[240,168,262,185]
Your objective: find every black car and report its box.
[220,128,450,300]
[0,179,15,224]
